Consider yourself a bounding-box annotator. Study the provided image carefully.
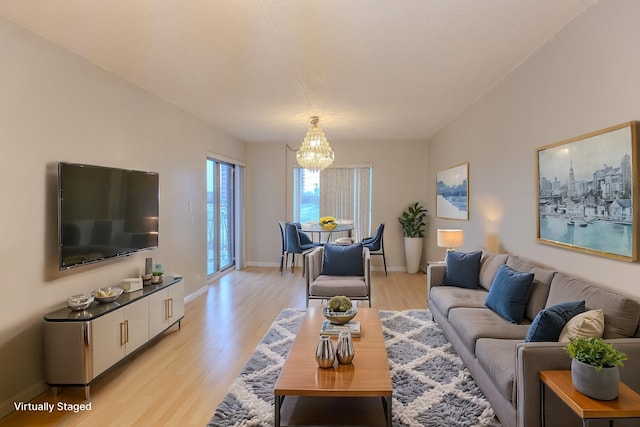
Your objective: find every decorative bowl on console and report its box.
[93,286,123,303]
[322,306,357,324]
[66,294,94,311]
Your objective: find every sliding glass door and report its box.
[207,159,235,275]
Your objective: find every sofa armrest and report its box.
[363,247,371,292]
[516,338,640,427]
[427,263,446,294]
[305,247,324,290]
[516,341,570,427]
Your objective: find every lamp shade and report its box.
[437,229,464,249]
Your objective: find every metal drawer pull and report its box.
[120,322,126,346]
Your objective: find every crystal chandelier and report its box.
[296,116,334,171]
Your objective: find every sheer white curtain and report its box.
[320,166,372,242]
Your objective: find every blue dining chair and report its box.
[362,223,387,275]
[278,222,287,275]
[284,222,322,275]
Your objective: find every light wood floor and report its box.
[0,267,427,427]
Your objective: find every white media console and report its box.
[43,276,184,399]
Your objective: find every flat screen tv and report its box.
[58,162,159,270]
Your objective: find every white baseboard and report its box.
[0,380,48,419]
[242,262,425,274]
[185,285,208,304]
[243,262,419,273]
[245,261,280,268]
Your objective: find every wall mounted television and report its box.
[58,162,159,270]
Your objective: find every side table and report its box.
[540,370,640,427]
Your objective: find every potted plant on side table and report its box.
[398,202,428,274]
[564,337,627,400]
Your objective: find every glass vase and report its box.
[315,335,335,368]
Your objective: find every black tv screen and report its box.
[58,163,159,270]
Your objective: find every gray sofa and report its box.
[428,252,640,427]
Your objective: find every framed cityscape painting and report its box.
[436,162,469,220]
[536,121,639,262]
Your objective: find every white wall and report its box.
[0,16,245,415]
[245,140,429,272]
[428,0,640,299]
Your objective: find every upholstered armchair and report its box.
[304,243,371,307]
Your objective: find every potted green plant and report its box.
[564,337,627,400]
[398,202,428,273]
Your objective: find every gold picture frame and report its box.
[536,121,639,262]
[436,162,469,220]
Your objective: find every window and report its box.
[294,169,320,223]
[293,166,372,241]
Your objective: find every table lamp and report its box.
[437,229,464,260]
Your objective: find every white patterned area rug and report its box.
[207,308,502,427]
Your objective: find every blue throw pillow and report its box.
[525,300,586,342]
[485,264,534,323]
[443,251,482,288]
[321,243,364,276]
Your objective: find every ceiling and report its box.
[0,0,596,144]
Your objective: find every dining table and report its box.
[300,223,354,243]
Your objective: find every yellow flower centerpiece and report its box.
[319,216,337,230]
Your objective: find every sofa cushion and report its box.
[448,307,530,354]
[443,251,482,288]
[505,256,555,321]
[485,265,534,323]
[479,253,509,291]
[558,309,605,342]
[429,286,488,318]
[505,256,536,274]
[321,243,364,276]
[476,338,519,404]
[525,267,555,322]
[525,300,586,342]
[309,275,368,297]
[548,273,640,338]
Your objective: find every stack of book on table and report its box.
[320,320,361,337]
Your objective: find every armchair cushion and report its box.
[321,243,364,276]
[309,276,368,297]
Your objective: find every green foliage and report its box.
[398,202,428,238]
[564,337,627,372]
[328,296,352,312]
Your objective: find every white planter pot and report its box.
[404,237,423,274]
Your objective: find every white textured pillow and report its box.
[558,309,604,342]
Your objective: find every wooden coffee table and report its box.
[274,307,392,426]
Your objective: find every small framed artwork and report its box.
[536,121,639,262]
[436,162,469,220]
